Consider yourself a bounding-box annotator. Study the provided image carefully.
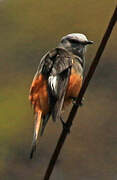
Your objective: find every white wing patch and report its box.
[48,75,58,95]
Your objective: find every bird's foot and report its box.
[71,97,84,106]
[60,117,70,134]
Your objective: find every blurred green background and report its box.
[0,0,117,179]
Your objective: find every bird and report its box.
[29,33,93,159]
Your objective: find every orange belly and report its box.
[64,73,82,107]
[29,74,49,115]
[29,73,82,115]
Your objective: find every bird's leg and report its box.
[71,97,84,106]
[60,116,70,134]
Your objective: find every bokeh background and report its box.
[0,0,117,179]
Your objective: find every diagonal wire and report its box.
[43,6,117,180]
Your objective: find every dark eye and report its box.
[69,39,79,44]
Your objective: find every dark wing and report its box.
[29,48,72,158]
[50,68,71,122]
[44,48,72,122]
[32,48,72,131]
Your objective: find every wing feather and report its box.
[46,48,72,121]
[31,48,72,123]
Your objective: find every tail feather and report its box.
[40,112,51,136]
[30,110,42,159]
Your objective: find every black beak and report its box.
[87,40,94,45]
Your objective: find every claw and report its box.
[71,97,84,106]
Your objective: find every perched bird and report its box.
[29,33,93,158]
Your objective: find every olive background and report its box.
[0,0,117,179]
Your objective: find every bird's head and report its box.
[59,33,93,59]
